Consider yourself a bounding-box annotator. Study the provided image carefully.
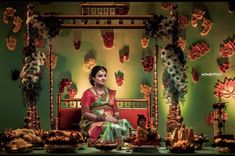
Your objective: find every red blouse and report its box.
[81,88,118,114]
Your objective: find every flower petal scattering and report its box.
[214,77,235,99]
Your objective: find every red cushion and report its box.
[59,108,148,130]
[59,108,82,130]
[119,108,148,129]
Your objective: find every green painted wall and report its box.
[0,2,235,145]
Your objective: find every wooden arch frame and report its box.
[25,2,170,130]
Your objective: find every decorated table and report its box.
[0,146,234,156]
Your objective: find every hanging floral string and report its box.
[20,5,62,106]
[145,10,188,104]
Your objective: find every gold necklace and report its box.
[94,87,107,101]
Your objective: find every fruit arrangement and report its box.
[140,84,151,96]
[1,128,44,152]
[192,134,209,150]
[188,42,210,61]
[119,54,129,63]
[42,130,86,152]
[101,31,114,48]
[119,50,129,63]
[115,70,124,86]
[166,125,195,153]
[213,135,235,153]
[141,56,153,72]
[84,58,96,71]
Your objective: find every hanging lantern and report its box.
[214,77,235,99]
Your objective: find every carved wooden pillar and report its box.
[151,45,158,129]
[48,40,54,129]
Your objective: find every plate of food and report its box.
[44,144,77,153]
[93,143,119,151]
[5,146,33,153]
[5,138,33,153]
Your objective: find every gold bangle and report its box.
[113,114,119,119]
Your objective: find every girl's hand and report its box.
[105,115,118,123]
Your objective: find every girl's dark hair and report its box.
[89,65,107,86]
[137,114,146,126]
